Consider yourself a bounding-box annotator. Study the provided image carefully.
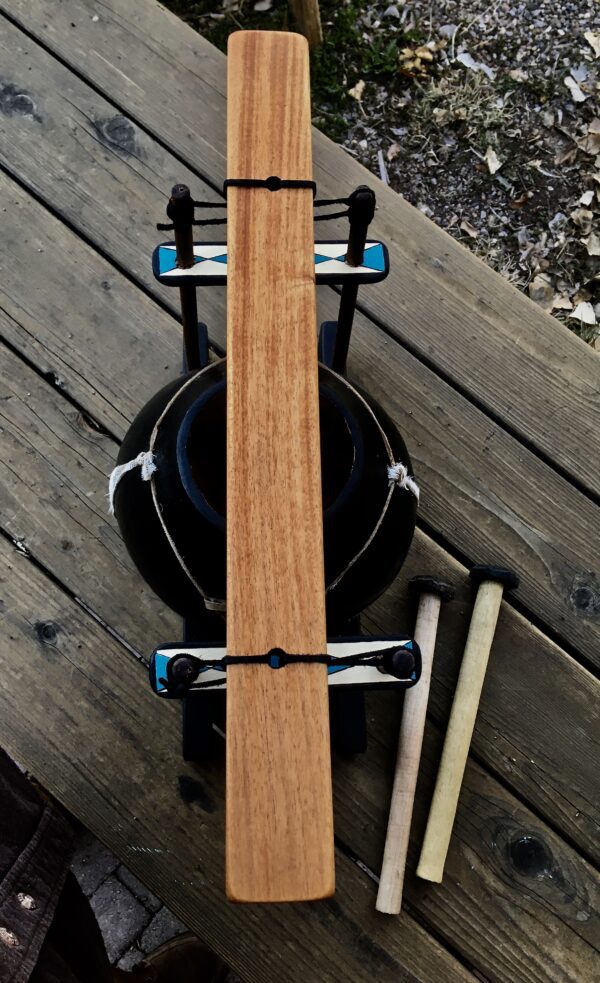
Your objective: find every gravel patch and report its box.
[165,0,599,343]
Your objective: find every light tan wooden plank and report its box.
[225,31,333,903]
[0,338,598,980]
[3,0,598,498]
[0,21,597,665]
[0,538,474,983]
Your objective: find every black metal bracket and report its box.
[159,182,379,379]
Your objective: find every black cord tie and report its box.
[156,181,372,231]
[224,176,317,195]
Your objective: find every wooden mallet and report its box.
[416,564,519,883]
[376,575,454,914]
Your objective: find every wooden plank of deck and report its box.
[0,319,597,870]
[3,0,598,499]
[0,30,598,666]
[0,536,476,983]
[0,176,598,982]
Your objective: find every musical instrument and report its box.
[376,576,454,914]
[417,565,519,883]
[111,31,420,902]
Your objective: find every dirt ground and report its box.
[165,0,599,344]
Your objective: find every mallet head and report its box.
[409,575,455,603]
[469,565,519,591]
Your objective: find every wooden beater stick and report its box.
[226,32,334,903]
[376,576,454,914]
[417,565,519,883]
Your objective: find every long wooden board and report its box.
[5,0,598,499]
[225,32,334,902]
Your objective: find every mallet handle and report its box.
[376,592,442,914]
[417,580,504,882]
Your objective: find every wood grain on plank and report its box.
[225,31,333,902]
[0,173,597,876]
[0,335,598,980]
[4,0,598,498]
[0,540,475,983]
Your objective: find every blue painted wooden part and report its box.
[152,241,389,286]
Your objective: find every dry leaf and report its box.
[528,274,554,312]
[387,142,401,162]
[584,31,600,58]
[573,288,592,304]
[579,189,595,205]
[415,46,435,62]
[456,51,495,79]
[583,232,600,256]
[564,75,587,102]
[509,68,529,82]
[253,0,272,9]
[570,208,594,230]
[571,64,588,84]
[576,120,600,155]
[484,146,502,174]
[569,301,596,324]
[578,132,600,155]
[509,192,531,210]
[348,79,365,101]
[552,295,573,311]
[460,219,479,238]
[555,145,577,166]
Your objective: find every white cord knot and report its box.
[387,461,420,501]
[107,450,157,514]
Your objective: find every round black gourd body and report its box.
[113,359,417,626]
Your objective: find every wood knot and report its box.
[0,82,41,123]
[508,834,552,877]
[570,578,599,616]
[35,621,58,645]
[91,115,139,156]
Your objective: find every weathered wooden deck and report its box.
[0,2,598,980]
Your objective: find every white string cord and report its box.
[107,451,157,514]
[387,461,420,501]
